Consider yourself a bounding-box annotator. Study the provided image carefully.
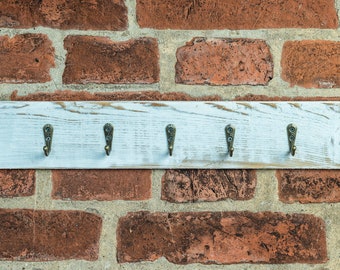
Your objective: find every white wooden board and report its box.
[0,101,339,169]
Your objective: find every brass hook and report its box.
[225,125,235,157]
[43,124,53,157]
[287,124,297,156]
[103,123,114,156]
[166,124,176,156]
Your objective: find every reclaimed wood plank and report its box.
[0,101,339,169]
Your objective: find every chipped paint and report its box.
[289,103,301,109]
[206,102,248,115]
[150,102,169,107]
[261,103,278,109]
[237,102,253,109]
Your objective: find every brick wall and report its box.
[0,0,339,269]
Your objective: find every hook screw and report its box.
[104,123,114,156]
[225,125,235,157]
[166,124,176,156]
[287,124,297,156]
[43,124,53,157]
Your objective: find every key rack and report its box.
[0,101,340,169]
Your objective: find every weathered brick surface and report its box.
[234,94,340,102]
[281,41,340,88]
[63,36,159,84]
[277,170,340,203]
[176,38,273,86]
[137,0,338,29]
[0,34,55,83]
[162,169,256,202]
[10,90,221,102]
[0,0,339,267]
[0,209,102,261]
[0,0,127,30]
[52,170,151,201]
[0,170,35,197]
[117,211,327,264]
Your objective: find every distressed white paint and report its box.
[0,101,339,169]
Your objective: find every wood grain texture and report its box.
[0,101,339,169]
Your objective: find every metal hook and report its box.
[43,124,53,157]
[225,125,235,157]
[287,124,297,156]
[103,123,114,156]
[166,124,176,156]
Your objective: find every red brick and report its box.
[63,36,159,84]
[0,34,55,83]
[277,170,340,203]
[117,211,327,264]
[281,41,340,88]
[10,90,221,102]
[0,209,102,261]
[176,38,273,86]
[0,0,127,30]
[162,169,256,202]
[234,94,340,101]
[137,0,338,29]
[52,170,151,201]
[0,170,35,197]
